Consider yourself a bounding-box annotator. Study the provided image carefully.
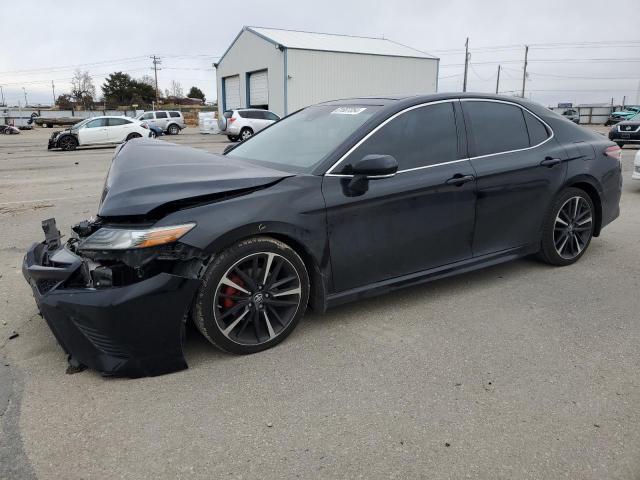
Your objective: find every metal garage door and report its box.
[248,70,268,108]
[223,75,240,110]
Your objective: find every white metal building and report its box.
[215,27,439,117]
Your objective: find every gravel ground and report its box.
[1,126,639,479]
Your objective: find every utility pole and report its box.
[22,87,28,107]
[51,80,56,106]
[622,95,626,108]
[463,37,469,92]
[521,45,529,98]
[150,55,162,103]
[0,85,4,106]
[495,65,501,94]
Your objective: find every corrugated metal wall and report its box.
[286,49,438,114]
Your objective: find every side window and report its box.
[107,118,129,126]
[85,118,107,128]
[522,110,550,146]
[155,112,168,119]
[464,101,529,156]
[342,102,459,172]
[141,113,154,120]
[169,112,181,118]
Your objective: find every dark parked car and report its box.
[23,93,622,377]
[608,113,640,147]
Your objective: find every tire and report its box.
[616,142,625,148]
[41,123,48,128]
[58,135,78,151]
[193,236,310,355]
[126,132,142,141]
[538,187,595,266]
[227,135,239,142]
[167,124,180,135]
[239,128,253,141]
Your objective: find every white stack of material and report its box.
[199,112,219,134]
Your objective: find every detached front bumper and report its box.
[22,225,201,378]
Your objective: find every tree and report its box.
[138,74,155,87]
[102,72,155,107]
[71,70,96,109]
[56,94,74,110]
[187,86,205,102]
[167,80,183,98]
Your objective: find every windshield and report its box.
[71,118,92,130]
[227,105,381,172]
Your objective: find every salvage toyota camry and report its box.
[23,93,622,377]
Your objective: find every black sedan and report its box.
[23,93,622,377]
[608,114,640,148]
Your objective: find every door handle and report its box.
[540,157,562,167]
[445,174,475,186]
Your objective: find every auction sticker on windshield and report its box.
[331,107,367,115]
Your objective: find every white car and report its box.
[218,108,280,142]
[136,110,186,135]
[633,149,640,180]
[48,116,151,151]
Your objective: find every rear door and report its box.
[154,111,169,130]
[107,118,133,142]
[78,118,109,144]
[461,99,567,256]
[323,100,477,292]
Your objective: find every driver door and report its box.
[78,118,109,144]
[322,101,477,292]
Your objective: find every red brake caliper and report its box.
[222,275,244,309]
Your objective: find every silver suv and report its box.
[218,109,280,142]
[136,110,186,134]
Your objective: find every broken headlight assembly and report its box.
[77,223,196,251]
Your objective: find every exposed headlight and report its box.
[77,223,195,250]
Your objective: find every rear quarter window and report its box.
[169,112,181,118]
[464,101,530,156]
[523,110,550,146]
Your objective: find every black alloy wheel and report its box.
[194,237,309,354]
[58,136,78,151]
[539,188,595,266]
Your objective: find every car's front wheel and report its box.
[194,237,309,354]
[538,187,595,266]
[58,136,78,151]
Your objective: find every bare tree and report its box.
[71,69,96,109]
[138,74,155,87]
[169,80,183,98]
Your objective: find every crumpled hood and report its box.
[98,139,292,217]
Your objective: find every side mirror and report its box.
[351,154,398,178]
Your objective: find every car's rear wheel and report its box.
[227,135,239,142]
[538,188,595,266]
[194,237,309,354]
[58,136,78,151]
[240,128,253,141]
[126,132,142,141]
[167,124,180,135]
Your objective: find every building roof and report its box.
[245,26,438,60]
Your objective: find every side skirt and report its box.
[325,243,539,309]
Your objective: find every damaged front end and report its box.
[22,218,207,377]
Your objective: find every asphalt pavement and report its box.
[1,127,639,479]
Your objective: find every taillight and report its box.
[141,123,149,129]
[228,117,236,123]
[604,145,621,160]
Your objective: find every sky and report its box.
[1,0,639,108]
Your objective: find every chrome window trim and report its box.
[324,97,555,178]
